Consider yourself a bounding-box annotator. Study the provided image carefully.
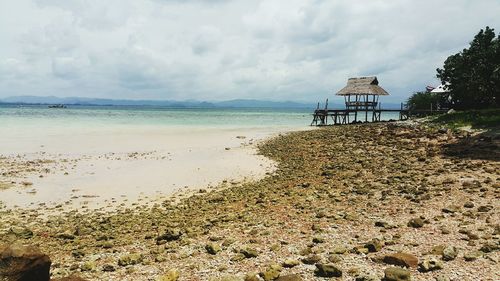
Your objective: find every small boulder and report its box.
[56,232,75,240]
[282,259,300,268]
[117,253,143,266]
[383,267,411,281]
[464,251,482,261]
[480,241,499,253]
[301,254,321,265]
[356,274,380,281]
[7,227,33,239]
[240,247,258,258]
[244,273,260,281]
[383,253,418,268]
[407,218,424,228]
[205,243,222,255]
[365,239,384,252]
[419,257,443,272]
[156,229,182,243]
[157,269,180,281]
[442,206,460,214]
[0,243,51,281]
[314,263,342,278]
[102,264,115,272]
[80,261,96,272]
[260,263,282,281]
[442,246,458,261]
[477,205,493,212]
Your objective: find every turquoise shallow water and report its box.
[0,104,401,129]
[0,105,312,129]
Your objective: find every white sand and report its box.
[0,125,306,210]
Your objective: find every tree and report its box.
[407,91,441,110]
[437,26,500,109]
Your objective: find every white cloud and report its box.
[0,0,499,102]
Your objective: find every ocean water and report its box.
[0,104,401,129]
[0,104,313,129]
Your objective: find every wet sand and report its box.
[0,125,306,209]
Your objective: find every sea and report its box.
[0,104,401,129]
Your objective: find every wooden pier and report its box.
[311,101,448,126]
[312,76,447,126]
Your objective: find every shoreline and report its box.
[0,125,310,211]
[1,122,499,281]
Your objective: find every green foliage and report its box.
[407,91,442,110]
[431,108,500,129]
[437,26,500,109]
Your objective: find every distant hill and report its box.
[0,96,314,109]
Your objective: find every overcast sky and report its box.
[1,0,499,103]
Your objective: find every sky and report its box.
[0,0,499,103]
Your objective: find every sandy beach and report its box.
[0,124,305,210]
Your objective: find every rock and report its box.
[463,201,474,208]
[356,274,380,281]
[419,257,444,272]
[375,221,390,228]
[440,227,451,235]
[282,259,300,268]
[80,261,96,272]
[464,251,482,261]
[312,237,324,244]
[230,253,246,262]
[260,263,282,281]
[442,246,458,261]
[331,245,348,254]
[327,254,342,263]
[365,239,384,252]
[205,243,222,255]
[477,205,493,212]
[7,227,33,239]
[314,263,342,278]
[442,205,460,213]
[276,275,302,281]
[480,241,499,253]
[102,264,115,272]
[118,253,143,266]
[430,245,445,255]
[383,252,418,268]
[407,218,424,228]
[71,249,85,259]
[301,254,321,264]
[353,246,370,255]
[243,273,259,281]
[56,232,75,240]
[240,247,258,258]
[157,269,180,281]
[383,267,411,281]
[0,243,51,281]
[156,229,182,243]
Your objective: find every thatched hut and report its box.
[336,76,389,122]
[336,76,388,109]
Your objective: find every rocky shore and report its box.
[1,123,499,281]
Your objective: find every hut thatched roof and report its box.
[336,76,389,96]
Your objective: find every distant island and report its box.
[0,95,404,109]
